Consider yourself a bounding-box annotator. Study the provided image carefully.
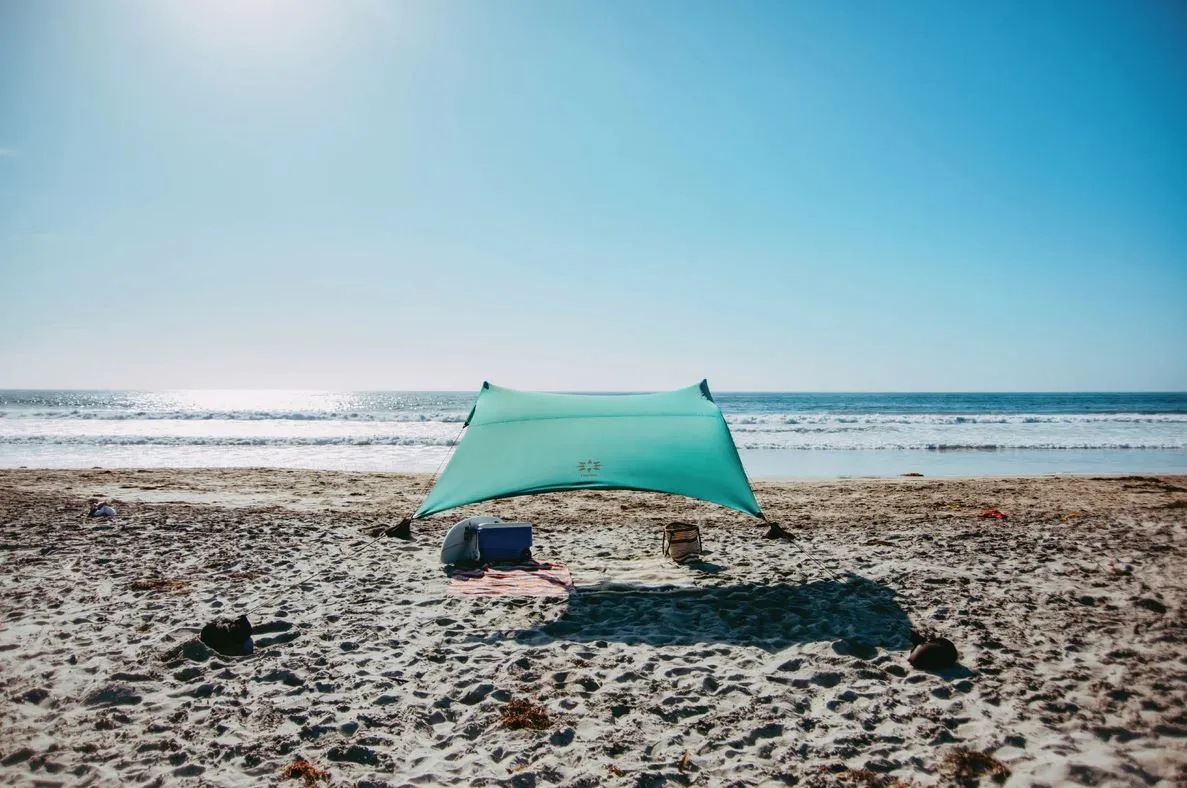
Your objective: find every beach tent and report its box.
[414,381,763,519]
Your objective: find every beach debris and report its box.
[909,636,960,670]
[677,751,693,773]
[88,501,117,518]
[1115,475,1186,493]
[199,615,253,656]
[500,698,552,730]
[607,765,626,777]
[128,578,191,593]
[280,758,330,786]
[978,509,1008,520]
[941,748,1010,784]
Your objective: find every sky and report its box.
[1,0,1185,392]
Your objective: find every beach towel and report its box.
[446,561,574,597]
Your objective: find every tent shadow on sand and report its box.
[518,574,914,653]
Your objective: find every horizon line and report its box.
[1,387,1186,395]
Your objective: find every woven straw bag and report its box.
[663,522,702,563]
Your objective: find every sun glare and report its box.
[164,0,342,73]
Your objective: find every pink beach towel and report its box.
[447,562,574,597]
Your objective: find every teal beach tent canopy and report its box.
[414,381,762,519]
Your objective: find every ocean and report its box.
[2,390,1186,478]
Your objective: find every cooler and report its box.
[472,522,533,564]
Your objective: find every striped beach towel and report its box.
[446,562,574,597]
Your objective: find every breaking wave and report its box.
[725,413,1187,427]
[1,434,1183,450]
[2,392,1186,470]
[0,410,468,423]
[734,440,1187,451]
[0,435,461,447]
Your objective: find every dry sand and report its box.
[1,469,1185,787]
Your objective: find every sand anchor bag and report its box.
[663,522,702,563]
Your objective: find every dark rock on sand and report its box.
[200,615,253,656]
[909,638,960,670]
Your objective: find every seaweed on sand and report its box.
[280,759,330,785]
[942,749,1010,785]
[501,698,552,730]
[127,578,190,593]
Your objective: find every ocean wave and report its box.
[0,435,460,447]
[1,435,1183,450]
[5,410,1185,427]
[0,410,470,423]
[729,425,879,434]
[733,440,1187,450]
[725,412,1187,426]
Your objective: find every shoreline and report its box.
[1,469,1185,785]
[5,445,1187,480]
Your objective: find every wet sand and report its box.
[1,469,1185,786]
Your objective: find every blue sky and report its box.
[1,0,1185,391]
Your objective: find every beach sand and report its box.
[1,469,1185,786]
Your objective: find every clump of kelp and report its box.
[280,759,331,786]
[127,578,190,593]
[501,698,552,730]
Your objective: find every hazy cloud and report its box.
[0,148,16,157]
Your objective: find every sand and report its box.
[1,468,1185,786]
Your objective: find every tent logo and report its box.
[577,459,601,477]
